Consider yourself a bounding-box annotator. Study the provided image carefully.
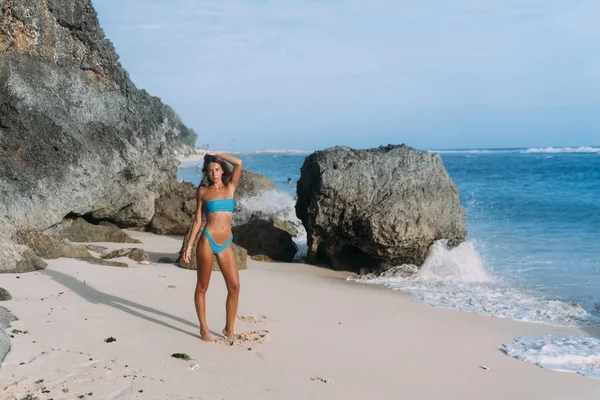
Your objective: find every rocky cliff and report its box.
[0,0,188,272]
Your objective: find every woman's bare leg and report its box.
[217,245,240,344]
[195,237,214,342]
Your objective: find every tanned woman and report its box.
[183,153,242,344]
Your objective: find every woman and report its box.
[182,152,242,344]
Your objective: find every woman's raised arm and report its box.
[215,153,242,189]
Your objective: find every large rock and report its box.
[296,145,467,272]
[234,169,278,200]
[0,306,17,365]
[232,218,297,262]
[0,288,11,301]
[147,181,196,235]
[13,230,91,259]
[0,0,189,272]
[13,229,129,267]
[0,241,47,274]
[102,247,150,263]
[44,218,140,243]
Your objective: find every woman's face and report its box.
[207,162,223,183]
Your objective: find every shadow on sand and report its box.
[42,269,220,339]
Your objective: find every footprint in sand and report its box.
[216,315,268,355]
[236,314,267,323]
[216,330,269,352]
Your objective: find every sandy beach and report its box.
[1,230,599,400]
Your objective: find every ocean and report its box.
[177,146,600,378]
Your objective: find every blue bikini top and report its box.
[203,198,235,215]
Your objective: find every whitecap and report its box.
[501,335,600,379]
[522,146,600,154]
[349,240,600,327]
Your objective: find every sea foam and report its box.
[349,240,600,328]
[522,146,600,154]
[428,149,518,154]
[501,335,600,379]
[350,240,600,378]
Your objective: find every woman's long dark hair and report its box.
[200,155,232,187]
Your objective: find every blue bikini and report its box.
[202,198,235,254]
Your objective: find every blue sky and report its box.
[92,0,600,151]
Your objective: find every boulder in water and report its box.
[296,145,467,272]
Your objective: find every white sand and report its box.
[1,230,599,399]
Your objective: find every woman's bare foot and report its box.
[200,329,214,342]
[222,328,235,345]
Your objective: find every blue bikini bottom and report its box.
[203,229,233,255]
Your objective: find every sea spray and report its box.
[349,240,600,328]
[233,191,307,261]
[234,191,299,227]
[417,240,492,283]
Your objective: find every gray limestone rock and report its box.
[13,230,91,259]
[82,257,128,268]
[232,217,297,262]
[12,228,128,267]
[83,244,109,255]
[0,288,11,301]
[234,169,278,200]
[101,247,150,263]
[43,218,140,244]
[147,181,197,235]
[0,306,17,365]
[0,240,47,274]
[0,0,189,272]
[296,144,467,272]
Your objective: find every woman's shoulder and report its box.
[197,186,210,199]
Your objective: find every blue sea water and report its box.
[178,146,600,377]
